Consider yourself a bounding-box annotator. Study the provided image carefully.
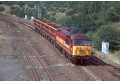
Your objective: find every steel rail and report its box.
[4,17,54,81]
[5,19,40,81]
[16,35,40,81]
[90,57,120,79]
[20,30,54,81]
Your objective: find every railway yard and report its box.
[0,13,120,81]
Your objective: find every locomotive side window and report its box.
[65,39,69,45]
[57,29,61,32]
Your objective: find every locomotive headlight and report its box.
[81,46,83,49]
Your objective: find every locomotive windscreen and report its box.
[74,40,91,46]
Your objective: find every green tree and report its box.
[56,17,72,27]
[93,24,120,50]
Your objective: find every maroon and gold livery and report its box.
[56,27,91,59]
[34,18,92,61]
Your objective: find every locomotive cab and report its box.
[70,33,92,60]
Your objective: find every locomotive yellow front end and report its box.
[72,40,92,57]
[70,34,92,60]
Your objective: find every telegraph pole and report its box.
[38,6,41,18]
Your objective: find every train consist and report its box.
[34,18,92,62]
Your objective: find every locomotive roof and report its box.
[58,27,91,40]
[71,34,90,40]
[35,18,62,29]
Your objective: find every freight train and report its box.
[34,18,92,63]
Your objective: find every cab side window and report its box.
[71,41,73,45]
[65,39,69,45]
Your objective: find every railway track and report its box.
[89,55,120,79]
[0,13,120,81]
[15,28,40,81]
[1,18,54,81]
[20,27,54,81]
[4,17,102,81]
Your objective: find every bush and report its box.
[42,14,50,19]
[59,8,65,13]
[71,13,97,33]
[56,17,72,27]
[105,7,120,22]
[10,6,17,9]
[66,10,74,16]
[106,12,120,22]
[10,7,25,18]
[0,6,5,12]
[93,24,120,51]
[49,17,56,22]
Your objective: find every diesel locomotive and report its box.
[34,18,92,62]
